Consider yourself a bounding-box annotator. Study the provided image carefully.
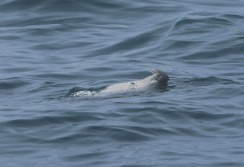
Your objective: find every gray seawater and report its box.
[1,0,244,166]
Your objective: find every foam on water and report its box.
[71,90,98,97]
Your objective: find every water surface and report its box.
[1,0,244,166]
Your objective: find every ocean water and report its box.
[1,0,244,166]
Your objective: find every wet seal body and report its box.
[99,69,169,95]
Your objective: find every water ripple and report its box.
[1,0,244,166]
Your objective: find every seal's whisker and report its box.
[151,68,157,74]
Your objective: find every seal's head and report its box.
[148,69,169,88]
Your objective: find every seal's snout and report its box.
[151,69,169,87]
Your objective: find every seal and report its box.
[99,69,169,95]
